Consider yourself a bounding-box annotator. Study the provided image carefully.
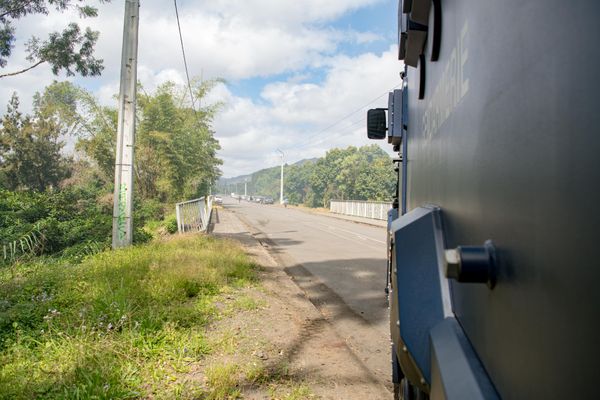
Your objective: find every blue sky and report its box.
[229,0,397,100]
[1,0,402,177]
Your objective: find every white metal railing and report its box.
[329,200,392,221]
[175,196,213,233]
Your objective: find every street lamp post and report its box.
[277,149,284,204]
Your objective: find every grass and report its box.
[203,361,316,400]
[205,363,242,399]
[0,234,257,399]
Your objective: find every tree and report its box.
[224,145,396,207]
[46,79,224,201]
[135,80,223,201]
[30,81,119,184]
[284,161,312,205]
[0,92,71,191]
[0,0,109,78]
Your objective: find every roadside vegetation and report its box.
[1,79,221,264]
[218,144,396,207]
[0,234,319,399]
[0,46,321,400]
[0,235,260,398]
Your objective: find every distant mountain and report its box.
[219,158,318,184]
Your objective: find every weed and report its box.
[205,363,242,399]
[0,235,256,399]
[267,382,316,400]
[283,384,316,400]
[211,328,242,355]
[233,295,266,312]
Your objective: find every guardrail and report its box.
[175,196,213,234]
[329,200,392,221]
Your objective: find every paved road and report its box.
[221,197,392,386]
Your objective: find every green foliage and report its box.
[0,235,257,399]
[165,215,179,234]
[0,187,112,262]
[0,1,108,77]
[0,93,71,191]
[0,77,223,263]
[221,145,395,207]
[133,198,164,227]
[61,79,223,202]
[308,145,396,206]
[135,81,223,202]
[0,78,225,263]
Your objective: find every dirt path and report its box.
[211,207,392,399]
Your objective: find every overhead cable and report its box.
[174,0,199,114]
[285,82,402,150]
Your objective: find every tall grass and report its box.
[0,235,257,399]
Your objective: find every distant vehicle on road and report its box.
[263,197,274,204]
[214,196,223,205]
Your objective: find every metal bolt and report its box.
[402,346,408,353]
[396,320,400,327]
[444,249,461,279]
[444,241,497,289]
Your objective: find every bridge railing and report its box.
[175,196,213,234]
[329,200,392,221]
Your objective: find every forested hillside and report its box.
[0,80,222,263]
[219,145,396,207]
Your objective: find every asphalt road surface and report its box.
[222,197,392,386]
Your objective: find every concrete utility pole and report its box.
[112,0,140,249]
[244,179,247,196]
[277,149,284,204]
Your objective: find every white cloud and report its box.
[214,45,401,176]
[191,0,382,27]
[2,0,387,102]
[0,0,398,177]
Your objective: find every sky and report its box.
[0,0,403,177]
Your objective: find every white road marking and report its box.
[317,222,386,244]
[301,221,386,246]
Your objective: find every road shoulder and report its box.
[212,207,392,399]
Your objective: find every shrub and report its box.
[165,215,178,234]
[0,188,112,262]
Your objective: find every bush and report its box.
[0,188,112,262]
[164,215,178,234]
[0,188,175,264]
[134,198,165,227]
[133,226,153,244]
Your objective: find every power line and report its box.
[294,115,367,151]
[284,82,401,151]
[174,0,198,114]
